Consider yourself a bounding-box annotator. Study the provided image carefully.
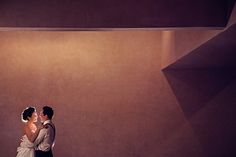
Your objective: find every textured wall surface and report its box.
[0,30,235,157]
[0,31,200,157]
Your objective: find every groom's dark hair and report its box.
[42,106,54,120]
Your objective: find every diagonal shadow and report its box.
[162,69,236,118]
[162,23,236,118]
[164,23,236,70]
[189,78,236,157]
[162,4,236,156]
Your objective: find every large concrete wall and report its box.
[1,30,235,157]
[0,31,203,157]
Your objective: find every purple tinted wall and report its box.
[0,31,202,157]
[0,30,235,157]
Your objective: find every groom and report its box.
[35,106,56,157]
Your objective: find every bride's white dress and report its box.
[16,135,35,157]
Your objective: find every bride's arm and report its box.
[24,125,43,143]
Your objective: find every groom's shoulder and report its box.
[44,122,55,129]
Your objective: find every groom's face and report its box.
[39,110,47,123]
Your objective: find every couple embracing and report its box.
[16,106,56,157]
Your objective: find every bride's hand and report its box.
[37,123,44,130]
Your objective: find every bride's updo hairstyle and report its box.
[21,107,36,122]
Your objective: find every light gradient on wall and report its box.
[0,31,202,157]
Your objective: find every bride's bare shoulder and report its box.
[23,123,36,133]
[29,123,37,133]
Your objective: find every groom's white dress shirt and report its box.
[34,120,55,152]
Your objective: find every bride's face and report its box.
[29,112,38,123]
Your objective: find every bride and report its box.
[16,107,43,157]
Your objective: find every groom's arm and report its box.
[34,128,47,146]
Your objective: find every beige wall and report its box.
[0,31,203,157]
